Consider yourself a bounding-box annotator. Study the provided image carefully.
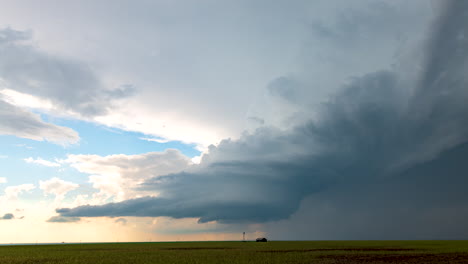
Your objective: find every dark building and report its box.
[256,238,267,242]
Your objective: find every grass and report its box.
[1,240,468,263]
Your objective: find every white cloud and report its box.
[191,155,202,164]
[139,137,171,144]
[24,157,60,167]
[95,108,221,150]
[39,177,79,203]
[2,183,35,200]
[71,194,91,207]
[63,149,192,202]
[88,174,124,203]
[0,99,79,145]
[0,177,7,184]
[0,88,55,111]
[0,155,7,159]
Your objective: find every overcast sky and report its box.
[1,0,467,242]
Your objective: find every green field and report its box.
[1,240,468,264]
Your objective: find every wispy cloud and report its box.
[14,144,33,149]
[24,157,60,167]
[139,137,171,144]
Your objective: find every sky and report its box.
[1,0,468,243]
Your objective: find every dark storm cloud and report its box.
[267,77,302,103]
[0,27,135,117]
[247,116,265,125]
[265,141,468,240]
[58,0,468,236]
[57,70,406,223]
[309,1,406,44]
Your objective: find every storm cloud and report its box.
[0,27,135,117]
[0,26,138,144]
[58,0,468,237]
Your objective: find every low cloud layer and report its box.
[47,216,80,223]
[58,1,468,238]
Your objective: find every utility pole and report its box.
[243,232,245,242]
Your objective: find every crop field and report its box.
[1,240,468,264]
